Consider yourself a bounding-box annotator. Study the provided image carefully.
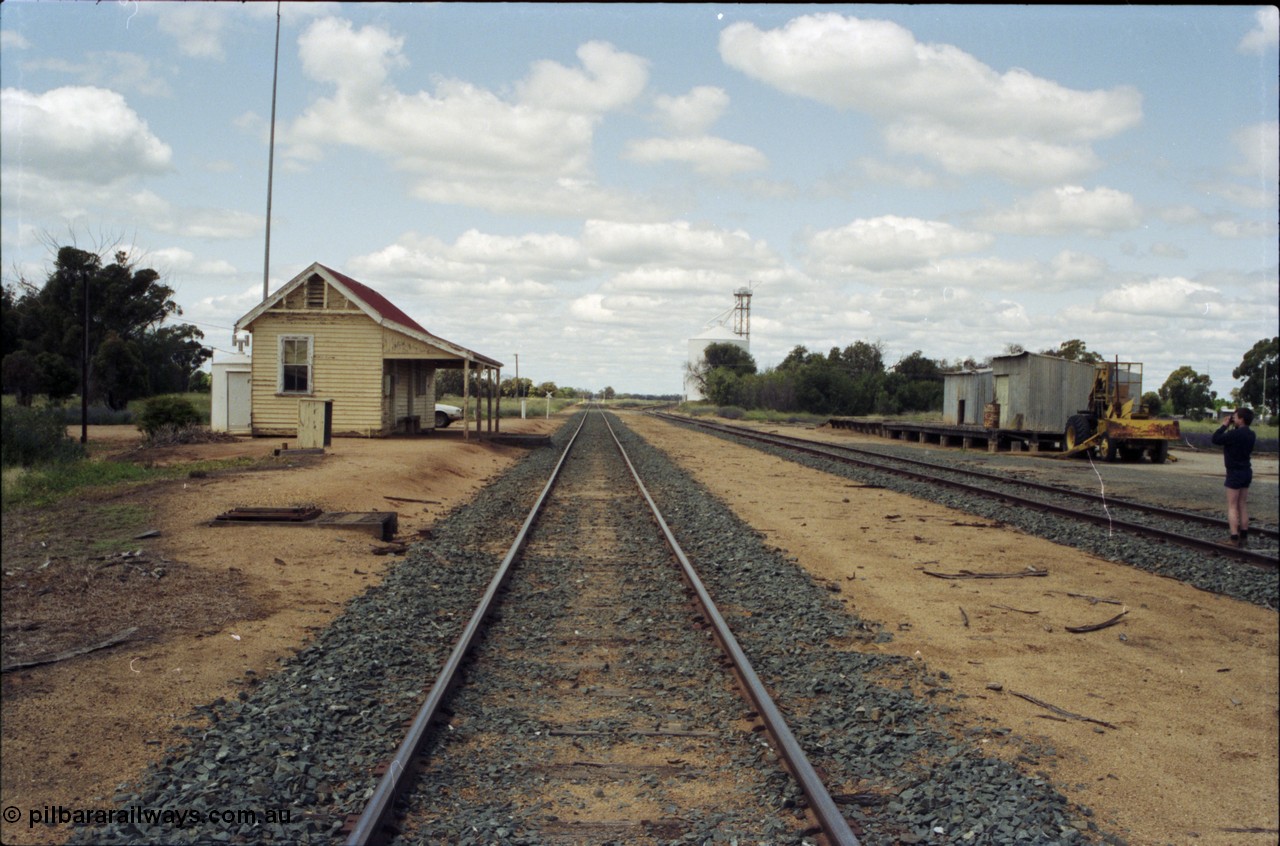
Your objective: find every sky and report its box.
[1,3,1277,399]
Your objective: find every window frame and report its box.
[278,334,314,395]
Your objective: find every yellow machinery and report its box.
[1061,360,1180,463]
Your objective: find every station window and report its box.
[280,336,313,394]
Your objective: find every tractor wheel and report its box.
[1099,435,1118,462]
[1150,441,1169,464]
[1064,415,1092,453]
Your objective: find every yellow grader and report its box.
[1061,361,1180,463]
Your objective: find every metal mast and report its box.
[263,1,281,302]
[732,285,752,342]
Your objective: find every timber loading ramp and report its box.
[827,417,1074,454]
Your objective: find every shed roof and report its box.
[235,262,502,369]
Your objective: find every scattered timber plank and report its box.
[923,566,1048,580]
[1065,592,1124,606]
[1066,609,1129,634]
[383,495,441,505]
[959,607,970,628]
[1,627,139,674]
[991,603,1040,615]
[1008,689,1118,730]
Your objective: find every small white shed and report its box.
[210,350,252,433]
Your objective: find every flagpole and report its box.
[263,1,281,302]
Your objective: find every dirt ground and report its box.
[2,411,1276,846]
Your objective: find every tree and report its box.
[4,246,208,404]
[92,332,150,410]
[536,381,558,397]
[1159,366,1215,418]
[500,376,534,398]
[602,386,616,400]
[1040,339,1103,363]
[687,342,755,398]
[1232,336,1278,416]
[833,340,884,377]
[1141,391,1163,416]
[1,351,41,406]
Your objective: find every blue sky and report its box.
[2,3,1276,398]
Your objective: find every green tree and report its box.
[1141,391,1163,416]
[1232,336,1278,416]
[602,386,616,400]
[1,351,41,406]
[536,381,558,397]
[833,340,884,376]
[4,246,208,403]
[1159,366,1215,418]
[92,332,150,410]
[703,342,756,375]
[500,376,534,397]
[1040,339,1103,363]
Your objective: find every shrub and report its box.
[62,403,135,425]
[1,404,86,467]
[136,395,202,437]
[717,406,746,419]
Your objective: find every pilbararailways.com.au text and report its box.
[15,804,292,829]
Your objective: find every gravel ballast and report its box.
[74,411,1130,845]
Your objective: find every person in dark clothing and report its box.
[1211,407,1256,547]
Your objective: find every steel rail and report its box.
[673,414,1280,544]
[652,412,1278,571]
[343,412,590,846]
[655,412,1279,543]
[600,411,861,846]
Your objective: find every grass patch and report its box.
[1,455,256,511]
[87,504,153,555]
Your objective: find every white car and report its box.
[435,403,463,428]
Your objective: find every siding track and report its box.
[651,413,1278,571]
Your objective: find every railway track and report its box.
[344,409,859,845]
[650,412,1278,571]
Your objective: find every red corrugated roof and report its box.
[319,264,428,335]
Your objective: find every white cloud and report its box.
[884,120,1100,184]
[719,13,1141,183]
[285,20,651,216]
[582,219,779,269]
[517,40,649,113]
[1099,276,1224,319]
[0,86,172,185]
[623,136,767,176]
[855,157,938,189]
[977,185,1142,235]
[1238,6,1279,54]
[802,215,994,273]
[627,86,768,177]
[1210,219,1278,239]
[1,30,32,51]
[653,86,729,135]
[155,5,228,60]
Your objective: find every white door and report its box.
[228,372,251,430]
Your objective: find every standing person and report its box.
[1212,408,1256,547]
